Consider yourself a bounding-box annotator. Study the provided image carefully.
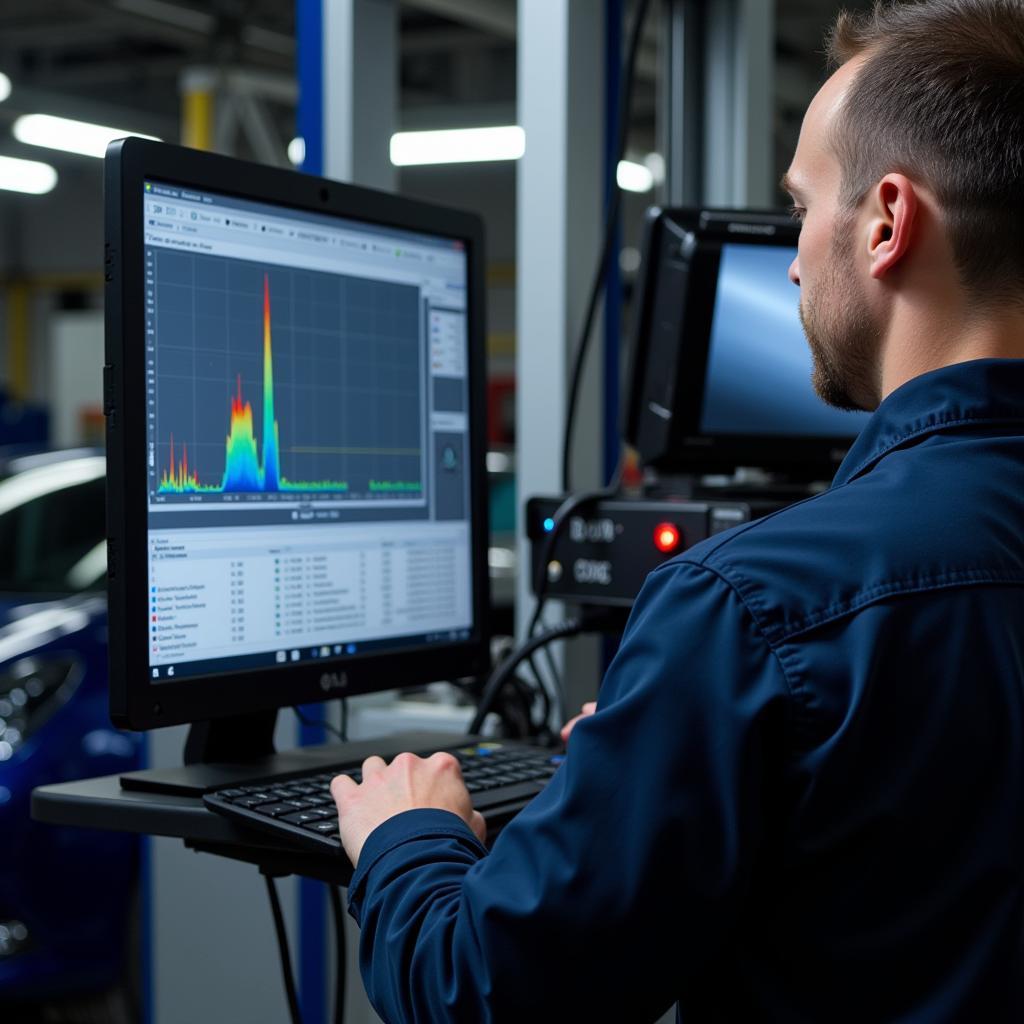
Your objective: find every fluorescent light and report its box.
[287,136,305,166]
[0,155,57,195]
[390,126,525,167]
[13,114,160,159]
[617,159,655,193]
[0,73,11,104]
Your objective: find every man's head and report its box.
[783,0,1024,411]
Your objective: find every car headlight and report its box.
[0,920,29,958]
[0,655,80,760]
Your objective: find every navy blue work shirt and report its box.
[347,358,1024,1022]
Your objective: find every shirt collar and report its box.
[832,358,1024,487]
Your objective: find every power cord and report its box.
[476,475,623,740]
[527,469,625,631]
[468,611,614,736]
[264,872,303,1024]
[327,883,347,1024]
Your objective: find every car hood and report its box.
[0,595,106,664]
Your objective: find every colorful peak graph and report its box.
[158,275,349,495]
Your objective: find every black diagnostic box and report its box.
[526,496,777,608]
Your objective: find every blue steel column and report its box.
[296,6,328,1023]
[297,0,324,176]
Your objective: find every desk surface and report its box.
[30,730,474,884]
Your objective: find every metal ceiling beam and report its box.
[403,0,658,80]
[7,54,187,89]
[402,0,516,38]
[0,82,178,140]
[58,0,294,65]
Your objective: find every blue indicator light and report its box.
[543,517,555,532]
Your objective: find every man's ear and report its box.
[867,173,918,280]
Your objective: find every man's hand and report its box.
[331,752,487,867]
[560,701,597,744]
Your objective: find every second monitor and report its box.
[625,207,870,479]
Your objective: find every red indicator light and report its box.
[653,522,680,554]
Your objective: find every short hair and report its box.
[826,0,1024,305]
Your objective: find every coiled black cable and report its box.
[264,872,303,1024]
[328,883,347,1024]
[468,613,613,736]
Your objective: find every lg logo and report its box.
[319,671,349,692]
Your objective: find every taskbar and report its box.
[149,626,474,683]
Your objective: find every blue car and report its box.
[0,449,142,1017]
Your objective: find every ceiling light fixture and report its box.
[390,126,526,167]
[0,155,57,195]
[0,73,11,104]
[616,159,655,194]
[287,137,305,166]
[12,114,160,159]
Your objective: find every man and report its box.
[332,1,1024,1019]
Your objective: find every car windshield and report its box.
[0,456,106,594]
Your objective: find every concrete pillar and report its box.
[323,0,398,188]
[703,0,775,207]
[516,0,605,716]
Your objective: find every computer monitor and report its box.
[624,207,870,477]
[105,140,490,736]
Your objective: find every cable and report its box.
[525,651,554,726]
[471,0,652,743]
[469,616,604,736]
[527,471,625,642]
[264,872,303,1024]
[486,477,622,739]
[562,0,654,494]
[327,883,347,1024]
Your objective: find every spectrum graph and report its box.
[158,277,349,495]
[148,250,426,504]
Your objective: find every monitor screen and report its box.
[142,179,474,683]
[699,242,870,437]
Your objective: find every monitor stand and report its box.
[183,709,278,766]
[120,709,310,798]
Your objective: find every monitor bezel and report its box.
[626,207,865,477]
[105,138,491,731]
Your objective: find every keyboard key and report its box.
[305,819,340,834]
[237,793,276,808]
[260,801,308,817]
[304,794,335,807]
[282,809,334,825]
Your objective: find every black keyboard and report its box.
[203,742,564,853]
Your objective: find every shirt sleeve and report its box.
[346,559,792,1023]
